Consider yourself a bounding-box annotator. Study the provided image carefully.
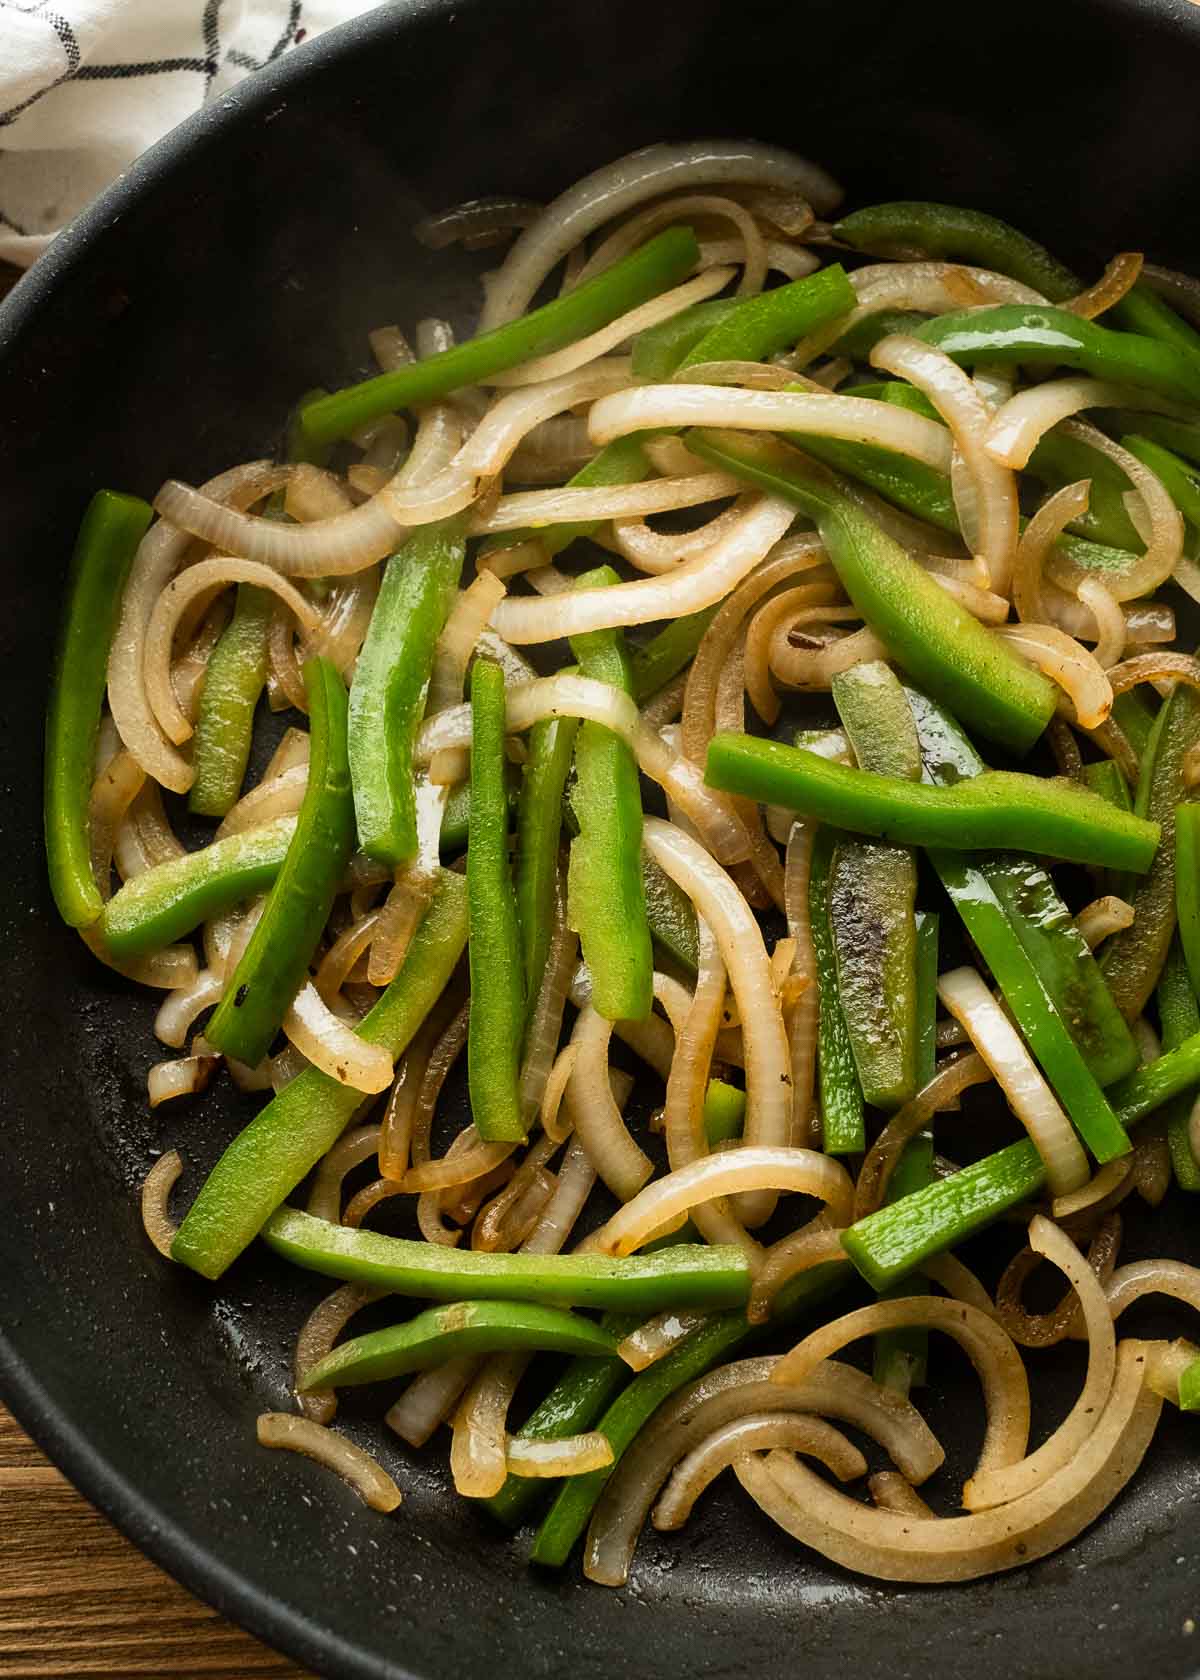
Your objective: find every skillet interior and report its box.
[3,0,1200,1673]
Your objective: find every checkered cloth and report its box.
[0,0,381,266]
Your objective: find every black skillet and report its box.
[3,0,1200,1674]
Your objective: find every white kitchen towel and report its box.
[0,0,382,266]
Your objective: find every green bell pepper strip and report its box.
[914,304,1200,406]
[1111,412,1200,468]
[100,815,297,959]
[906,687,1138,1089]
[299,227,701,448]
[845,1022,1200,1289]
[1175,803,1200,1002]
[1179,1358,1200,1412]
[348,516,467,866]
[1083,758,1133,811]
[826,829,914,1108]
[843,1140,1049,1291]
[1155,938,1200,1192]
[301,1300,617,1391]
[808,825,865,1154]
[677,265,856,370]
[688,428,1056,753]
[45,489,154,929]
[1025,428,1142,552]
[834,200,1078,301]
[799,389,1148,575]
[1112,689,1158,760]
[831,309,926,361]
[628,607,719,703]
[1082,757,1135,901]
[902,701,1132,1162]
[705,734,1159,875]
[439,768,518,857]
[468,659,527,1142]
[642,853,700,973]
[628,267,857,380]
[261,1206,752,1310]
[1102,667,1200,1021]
[703,1078,746,1144]
[529,1260,847,1568]
[514,715,578,1021]
[924,846,1132,1164]
[204,658,354,1066]
[796,431,957,534]
[632,299,739,380]
[567,569,653,1023]
[483,1310,641,1528]
[828,660,921,1110]
[872,910,939,1395]
[187,585,274,819]
[833,199,1200,358]
[171,869,468,1279]
[1123,433,1200,531]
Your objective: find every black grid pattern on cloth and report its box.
[0,0,306,127]
[0,3,82,128]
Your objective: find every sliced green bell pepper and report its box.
[469,658,527,1141]
[172,869,469,1279]
[688,427,1056,754]
[45,489,153,929]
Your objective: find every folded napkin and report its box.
[0,0,380,267]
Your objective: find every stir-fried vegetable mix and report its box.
[46,139,1200,1581]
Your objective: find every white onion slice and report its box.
[963,1217,1116,1510]
[698,237,819,281]
[592,1146,853,1257]
[155,476,405,578]
[147,1053,218,1108]
[582,1353,941,1586]
[491,494,796,644]
[653,1412,866,1531]
[255,1413,401,1511]
[789,260,1046,367]
[471,471,742,535]
[993,622,1113,728]
[1104,1258,1200,1323]
[772,1294,1031,1482]
[215,764,308,840]
[586,384,953,470]
[140,1150,183,1258]
[568,1005,653,1201]
[154,968,225,1049]
[1047,421,1184,602]
[573,195,766,296]
[282,981,393,1093]
[642,817,794,1222]
[871,333,1018,593]
[1075,895,1135,949]
[937,966,1090,1195]
[984,381,1182,470]
[479,140,842,329]
[740,1340,1159,1583]
[488,265,735,386]
[385,1360,480,1448]
[144,558,323,746]
[109,461,286,791]
[506,1433,614,1478]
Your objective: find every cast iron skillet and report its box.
[4,0,1200,1673]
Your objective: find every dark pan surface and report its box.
[3,0,1200,1674]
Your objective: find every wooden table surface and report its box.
[0,1407,308,1679]
[0,259,307,1680]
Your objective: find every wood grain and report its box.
[0,1406,309,1680]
